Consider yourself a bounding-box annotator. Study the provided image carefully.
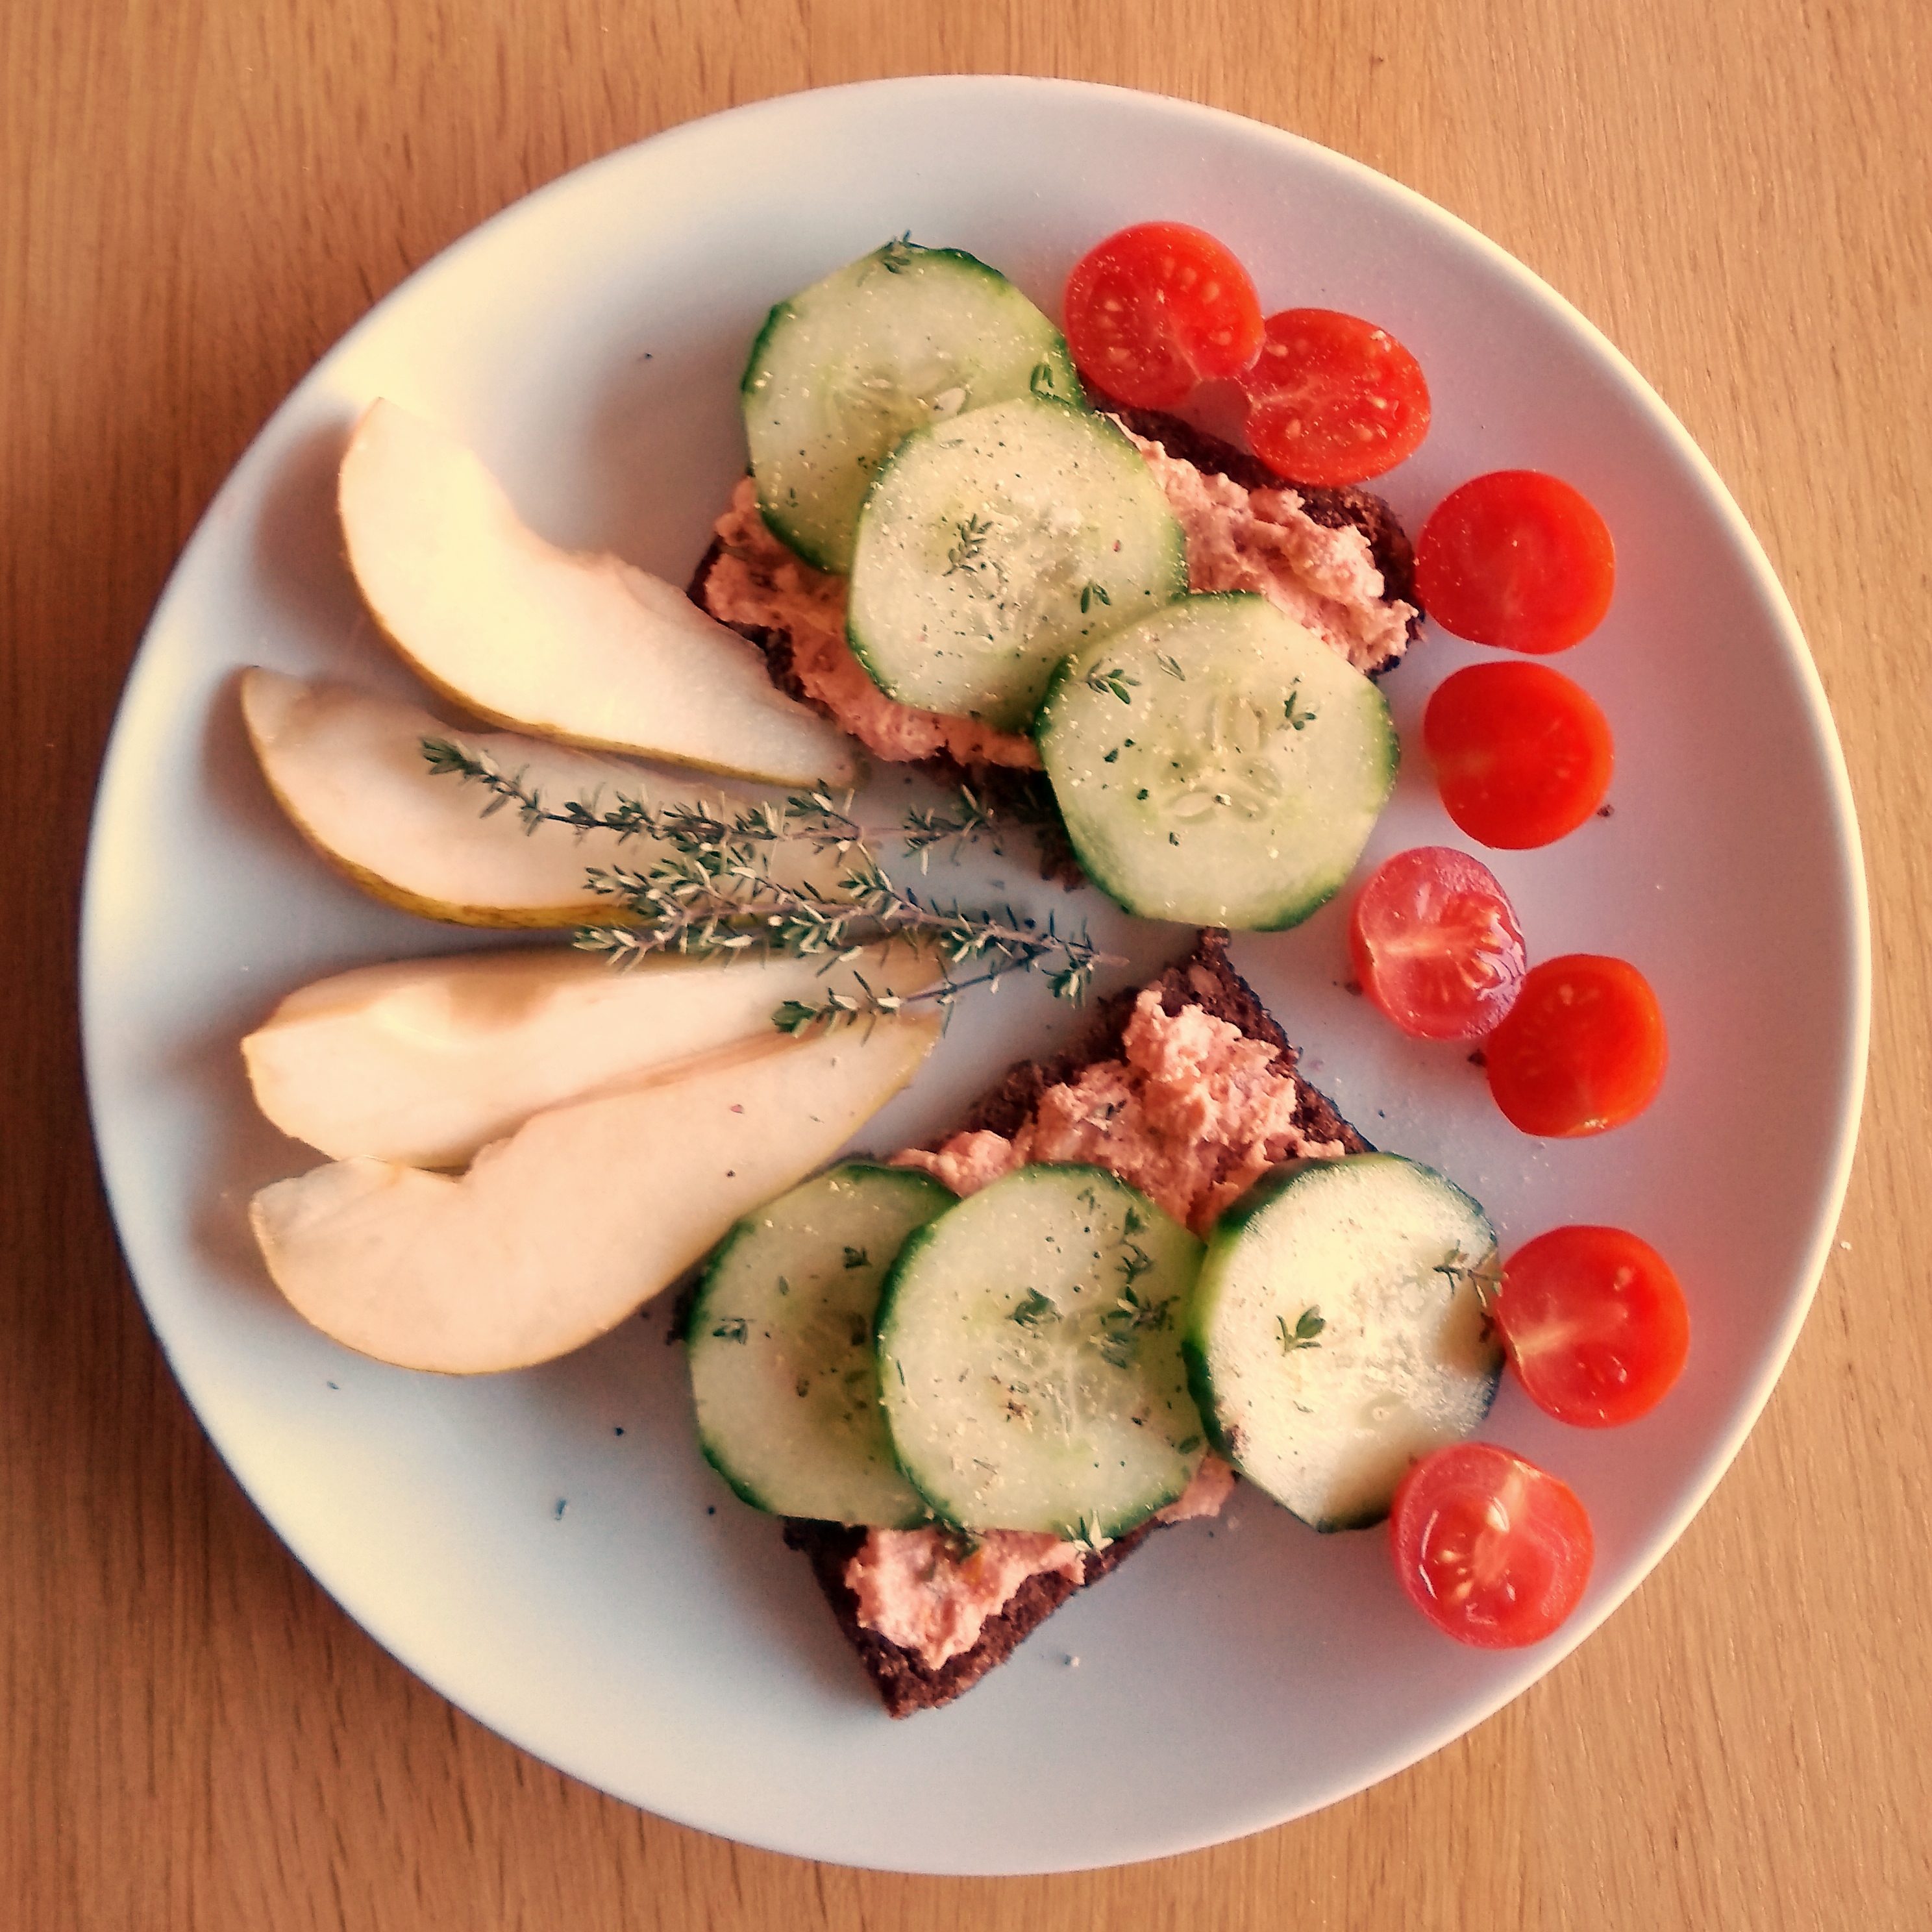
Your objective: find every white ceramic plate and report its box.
[82,77,1867,1874]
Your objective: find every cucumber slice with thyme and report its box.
[1036,593,1398,929]
[876,1165,1206,1542]
[846,395,1186,730]
[687,1163,953,1527]
[1184,1155,1503,1532]
[741,238,1080,573]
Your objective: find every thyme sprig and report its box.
[580,847,1115,1030]
[422,739,1119,1031]
[425,738,1003,871]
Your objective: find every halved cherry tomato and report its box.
[1062,223,1265,410]
[1495,1226,1690,1427]
[1416,471,1615,653]
[1422,662,1613,849]
[1348,847,1526,1041]
[1483,954,1666,1137]
[1240,308,1431,486]
[1390,1443,1594,1648]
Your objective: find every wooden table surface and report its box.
[7,1,1930,1925]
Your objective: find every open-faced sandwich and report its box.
[688,932,1500,1714]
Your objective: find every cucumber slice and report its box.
[742,240,1081,574]
[1184,1155,1503,1532]
[1036,593,1398,929]
[846,396,1186,731]
[876,1165,1206,1542]
[687,1163,953,1527]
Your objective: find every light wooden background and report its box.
[6,1,1930,1926]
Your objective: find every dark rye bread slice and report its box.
[782,1515,1159,1720]
[683,401,1421,730]
[782,929,1370,1718]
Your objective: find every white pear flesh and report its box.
[250,1016,939,1374]
[243,943,942,1169]
[337,399,854,786]
[241,669,829,928]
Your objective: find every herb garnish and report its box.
[1085,665,1139,704]
[945,512,995,575]
[1277,1306,1326,1354]
[1155,651,1186,681]
[1282,682,1318,731]
[424,745,1120,1029]
[1012,1289,1060,1332]
[711,1317,750,1344]
[841,1246,870,1270]
[1028,360,1061,399]
[1069,1513,1111,1554]
[1096,1278,1170,1369]
[1078,580,1112,615]
[877,232,917,275]
[1431,1246,1501,1307]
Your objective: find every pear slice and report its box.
[337,399,854,786]
[250,1015,939,1374]
[241,669,834,928]
[243,943,941,1169]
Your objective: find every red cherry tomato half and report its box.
[1422,661,1613,849]
[1390,1443,1594,1648]
[1063,223,1265,410]
[1348,847,1527,1041]
[1495,1226,1690,1428]
[1240,308,1431,487]
[1483,954,1666,1137]
[1416,471,1615,653]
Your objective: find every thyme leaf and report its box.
[1085,665,1139,705]
[1277,1306,1326,1354]
[945,512,995,575]
[1012,1289,1060,1332]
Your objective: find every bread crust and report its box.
[782,930,1368,1716]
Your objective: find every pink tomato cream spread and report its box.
[707,479,1042,771]
[844,991,1349,1671]
[702,424,1413,773]
[1117,424,1415,675]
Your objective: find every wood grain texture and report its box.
[5,0,1929,1925]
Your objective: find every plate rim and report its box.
[79,72,1872,1874]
